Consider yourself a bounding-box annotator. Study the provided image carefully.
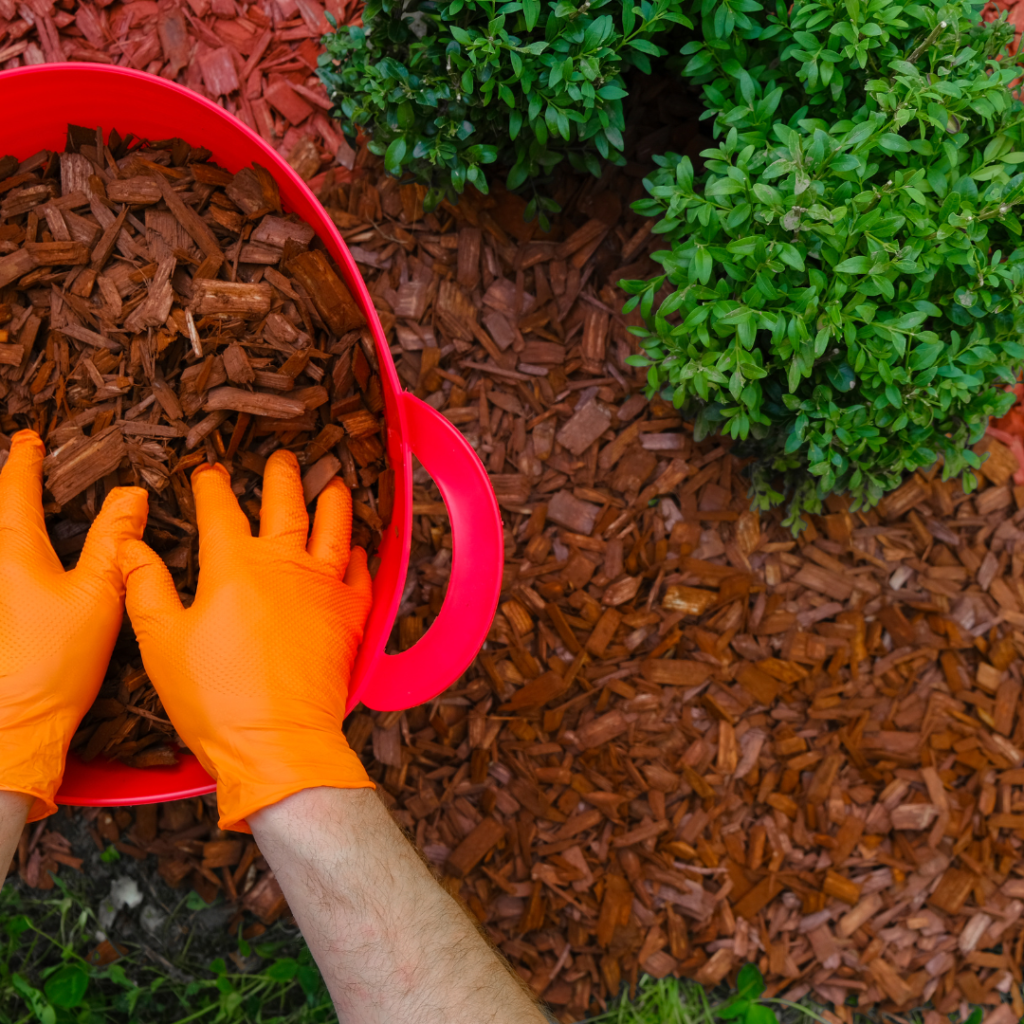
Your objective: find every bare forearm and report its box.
[0,790,31,890]
[250,787,546,1024]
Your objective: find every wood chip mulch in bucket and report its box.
[6,12,1024,1024]
[0,125,385,767]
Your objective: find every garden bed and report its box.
[3,3,1024,1024]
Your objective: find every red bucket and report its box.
[0,65,503,807]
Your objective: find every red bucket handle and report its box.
[351,393,503,712]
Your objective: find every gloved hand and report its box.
[0,430,148,821]
[119,451,374,832]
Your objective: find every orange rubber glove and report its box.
[119,451,374,832]
[0,430,148,821]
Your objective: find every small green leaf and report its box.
[747,1005,781,1024]
[622,1,636,36]
[830,154,860,172]
[384,137,407,176]
[5,915,31,939]
[629,38,662,56]
[266,958,298,982]
[44,966,88,1010]
[186,890,209,912]
[826,362,857,392]
[706,178,744,197]
[297,964,322,1000]
[11,975,55,1024]
[878,133,911,153]
[694,248,713,285]
[835,256,871,273]
[718,997,751,1020]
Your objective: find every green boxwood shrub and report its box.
[624,0,1024,528]
[317,0,690,223]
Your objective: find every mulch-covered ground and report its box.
[5,4,1024,1024]
[0,0,354,186]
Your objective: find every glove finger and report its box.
[259,449,309,547]
[72,486,149,594]
[343,546,373,621]
[0,430,60,571]
[119,539,184,632]
[191,462,250,551]
[307,477,352,576]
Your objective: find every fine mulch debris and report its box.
[5,15,1024,1024]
